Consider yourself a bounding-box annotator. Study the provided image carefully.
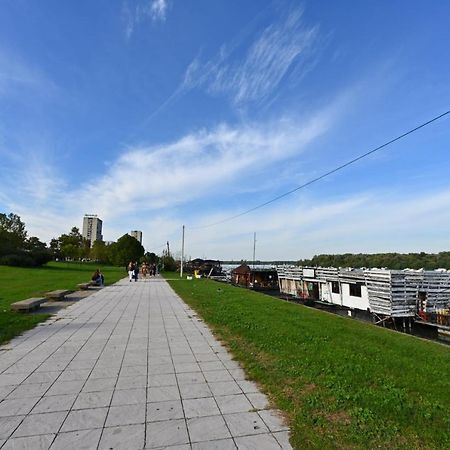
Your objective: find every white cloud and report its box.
[77,108,332,222]
[123,0,170,39]
[182,8,318,107]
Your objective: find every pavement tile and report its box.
[49,428,102,450]
[0,433,54,450]
[179,383,212,400]
[31,394,77,414]
[187,415,231,442]
[208,381,242,397]
[229,368,247,380]
[0,386,15,401]
[258,410,289,432]
[194,353,220,363]
[192,438,237,450]
[203,370,234,383]
[106,403,146,427]
[0,374,28,387]
[148,364,175,375]
[12,411,66,438]
[198,361,225,372]
[89,367,120,379]
[182,397,220,418]
[60,407,108,432]
[146,400,184,422]
[119,365,147,377]
[82,377,117,393]
[148,373,177,387]
[237,380,260,394]
[0,415,25,439]
[72,390,113,410]
[22,372,61,385]
[174,363,201,373]
[176,372,205,385]
[145,418,189,448]
[46,380,84,396]
[223,412,269,437]
[98,424,145,450]
[215,394,253,414]
[6,382,52,399]
[116,375,146,390]
[111,387,147,406]
[234,433,282,449]
[147,385,180,403]
[0,397,39,417]
[273,431,293,449]
[57,369,91,382]
[246,393,269,410]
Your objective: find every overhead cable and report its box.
[191,110,450,229]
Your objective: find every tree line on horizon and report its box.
[0,211,176,269]
[298,252,450,270]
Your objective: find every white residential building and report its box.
[129,230,142,244]
[82,214,103,247]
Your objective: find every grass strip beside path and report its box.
[0,262,126,345]
[164,274,450,450]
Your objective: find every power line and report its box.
[191,110,450,229]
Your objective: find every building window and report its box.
[331,281,340,294]
[349,283,362,297]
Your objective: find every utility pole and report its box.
[180,225,185,278]
[166,241,170,257]
[253,232,256,269]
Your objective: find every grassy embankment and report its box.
[164,274,450,450]
[0,261,126,345]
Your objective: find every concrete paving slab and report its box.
[1,433,54,450]
[0,277,292,449]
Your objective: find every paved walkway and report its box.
[0,277,292,449]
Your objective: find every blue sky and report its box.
[1,0,450,260]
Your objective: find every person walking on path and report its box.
[133,261,139,282]
[127,261,135,282]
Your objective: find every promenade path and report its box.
[0,277,292,449]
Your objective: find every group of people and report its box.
[127,261,158,282]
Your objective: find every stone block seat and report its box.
[11,297,46,312]
[45,289,72,301]
[77,282,96,290]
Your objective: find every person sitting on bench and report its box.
[91,269,104,286]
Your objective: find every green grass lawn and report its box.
[164,274,450,450]
[0,261,126,345]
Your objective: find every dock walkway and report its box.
[0,277,292,449]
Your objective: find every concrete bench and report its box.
[11,298,47,312]
[77,283,91,290]
[45,290,72,301]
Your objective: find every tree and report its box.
[59,227,83,260]
[0,213,27,255]
[145,252,159,264]
[90,240,110,263]
[25,236,52,266]
[108,234,144,267]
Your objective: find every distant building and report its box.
[129,230,142,244]
[82,214,103,247]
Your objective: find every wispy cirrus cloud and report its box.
[182,7,318,107]
[0,48,58,99]
[123,0,170,39]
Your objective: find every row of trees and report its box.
[0,213,52,266]
[298,252,450,270]
[0,211,176,269]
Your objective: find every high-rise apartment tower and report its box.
[129,230,142,244]
[82,214,103,247]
